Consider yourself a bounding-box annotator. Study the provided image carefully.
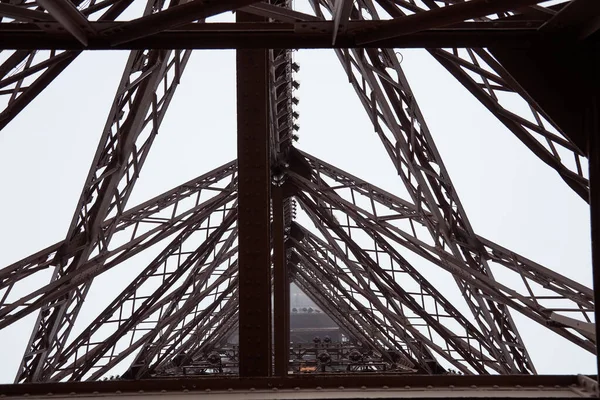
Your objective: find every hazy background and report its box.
[0,7,594,381]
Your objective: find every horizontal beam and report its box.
[0,375,587,396]
[0,21,555,49]
[0,384,590,399]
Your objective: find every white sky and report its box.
[0,7,595,381]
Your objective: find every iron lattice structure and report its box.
[0,0,599,389]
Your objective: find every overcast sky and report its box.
[0,4,595,382]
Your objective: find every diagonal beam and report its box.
[430,48,588,200]
[296,149,594,311]
[539,0,600,40]
[184,297,239,363]
[36,0,95,46]
[296,189,504,373]
[0,160,236,298]
[331,0,353,45]
[0,192,237,332]
[296,192,499,374]
[287,151,594,355]
[124,229,239,376]
[371,0,589,199]
[310,0,535,370]
[48,207,237,381]
[117,249,239,380]
[289,247,425,371]
[240,3,321,23]
[102,0,265,45]
[355,0,545,45]
[292,220,444,373]
[0,4,54,22]
[151,291,239,375]
[17,0,193,380]
[0,0,137,131]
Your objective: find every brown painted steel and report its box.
[272,184,290,377]
[0,374,584,396]
[236,10,272,378]
[0,22,547,49]
[0,0,598,389]
[356,0,546,44]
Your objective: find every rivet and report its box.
[205,389,211,393]
[316,387,322,391]
[449,385,454,389]
[182,389,188,393]
[160,390,166,393]
[360,386,366,390]
[493,385,499,388]
[294,387,300,391]
[515,385,522,388]
[250,388,255,392]
[426,385,432,389]
[538,385,544,388]
[382,386,388,390]
[115,391,121,394]
[470,385,477,388]
[92,392,98,395]
[338,386,344,390]
[404,385,411,389]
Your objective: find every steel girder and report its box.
[0,150,594,378]
[0,0,597,386]
[14,2,194,380]
[0,2,586,200]
[49,204,239,381]
[0,0,136,130]
[313,19,534,376]
[288,151,594,353]
[295,197,505,374]
[0,161,237,309]
[290,229,442,374]
[307,0,590,199]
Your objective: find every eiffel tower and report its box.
[0,0,599,395]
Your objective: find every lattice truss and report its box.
[0,0,595,383]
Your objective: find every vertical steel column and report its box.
[586,42,600,379]
[272,184,290,377]
[589,76,600,381]
[236,10,272,377]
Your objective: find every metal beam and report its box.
[587,44,600,379]
[0,374,588,396]
[236,10,271,377]
[355,0,545,44]
[36,0,95,45]
[100,0,264,45]
[0,21,550,50]
[272,184,289,377]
